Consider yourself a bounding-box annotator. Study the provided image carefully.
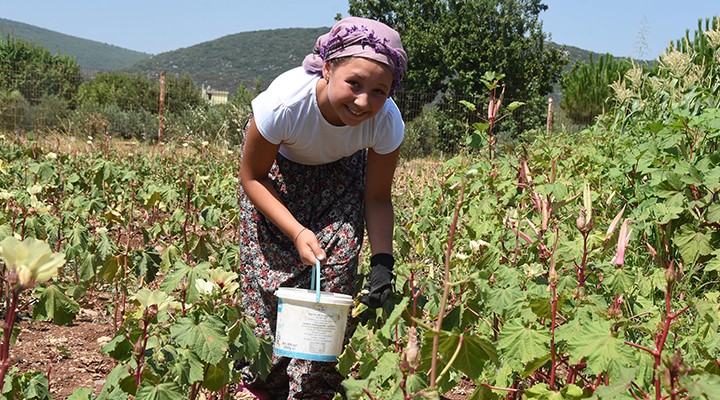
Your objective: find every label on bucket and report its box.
[274,288,352,362]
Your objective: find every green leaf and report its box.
[497,319,550,369]
[98,362,134,398]
[653,203,684,224]
[159,244,181,271]
[603,268,634,295]
[101,335,133,362]
[32,284,80,325]
[437,331,497,379]
[202,362,230,391]
[160,260,210,303]
[248,336,273,380]
[467,384,500,400]
[133,247,161,282]
[704,251,720,272]
[707,203,720,224]
[459,99,476,111]
[487,285,524,317]
[232,316,260,360]
[564,319,634,376]
[522,354,552,378]
[525,382,584,399]
[173,348,204,385]
[367,351,400,386]
[680,374,720,400]
[380,296,410,339]
[705,166,720,191]
[342,377,372,399]
[18,371,51,400]
[590,381,635,399]
[673,224,713,265]
[170,316,228,364]
[135,382,185,400]
[67,387,93,400]
[506,101,524,111]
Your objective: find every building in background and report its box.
[201,85,228,105]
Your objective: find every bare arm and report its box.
[364,147,400,256]
[239,117,326,265]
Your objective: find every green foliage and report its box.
[0,34,82,104]
[32,284,80,325]
[127,28,328,93]
[0,89,30,132]
[77,71,204,115]
[341,15,720,398]
[349,0,567,141]
[559,54,634,124]
[401,105,443,159]
[0,137,269,398]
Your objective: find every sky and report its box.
[2,1,719,60]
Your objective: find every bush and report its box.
[28,95,70,132]
[401,105,442,159]
[0,89,30,133]
[103,104,158,140]
[67,105,109,139]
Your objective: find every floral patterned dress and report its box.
[238,127,366,399]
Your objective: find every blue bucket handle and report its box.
[309,258,321,302]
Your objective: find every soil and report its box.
[12,309,115,399]
[11,308,473,399]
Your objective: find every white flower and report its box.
[0,191,13,201]
[195,278,215,295]
[201,141,209,147]
[27,185,43,195]
[182,143,189,148]
[131,288,180,312]
[30,197,51,214]
[207,268,240,295]
[45,152,57,160]
[0,237,65,287]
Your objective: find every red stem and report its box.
[430,179,465,387]
[0,287,20,385]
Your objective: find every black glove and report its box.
[358,253,395,308]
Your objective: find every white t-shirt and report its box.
[251,67,404,165]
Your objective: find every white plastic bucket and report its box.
[274,287,353,362]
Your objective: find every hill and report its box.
[124,27,329,94]
[0,17,151,71]
[1,17,636,98]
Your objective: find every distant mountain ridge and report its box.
[125,27,329,94]
[0,17,151,71]
[1,17,625,96]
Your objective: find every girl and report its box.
[238,16,407,399]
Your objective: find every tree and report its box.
[348,0,566,141]
[77,72,203,114]
[0,35,82,105]
[559,54,633,124]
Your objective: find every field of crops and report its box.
[2,45,720,399]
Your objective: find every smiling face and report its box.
[317,57,394,127]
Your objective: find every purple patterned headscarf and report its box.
[302,16,408,95]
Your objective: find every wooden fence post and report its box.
[158,71,166,142]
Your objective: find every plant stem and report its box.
[0,287,20,386]
[549,271,558,390]
[430,178,465,388]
